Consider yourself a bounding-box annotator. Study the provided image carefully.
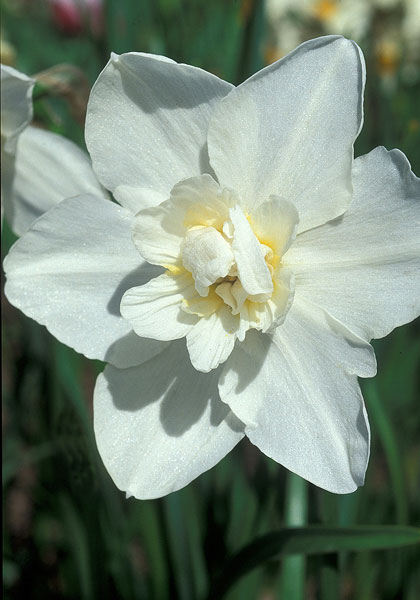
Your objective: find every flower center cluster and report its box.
[177,199,296,342]
[124,175,300,370]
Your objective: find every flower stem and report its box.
[278,472,308,599]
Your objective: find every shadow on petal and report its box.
[102,339,240,438]
[221,330,271,396]
[106,261,163,316]
[159,367,220,436]
[104,330,169,369]
[199,141,216,180]
[118,57,228,113]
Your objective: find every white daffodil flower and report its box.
[1,63,106,235]
[4,36,420,499]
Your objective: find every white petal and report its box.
[181,285,223,317]
[2,126,108,236]
[230,204,273,297]
[1,64,34,152]
[4,195,167,367]
[286,147,420,340]
[246,268,294,333]
[181,226,234,296]
[186,306,238,372]
[94,340,245,499]
[132,174,234,267]
[208,36,365,232]
[120,271,198,341]
[250,196,299,257]
[216,280,246,314]
[219,300,376,493]
[85,52,232,211]
[113,185,166,214]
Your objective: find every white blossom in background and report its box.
[266,0,420,81]
[402,0,420,50]
[1,63,106,236]
[1,65,34,153]
[401,0,420,80]
[1,64,34,228]
[307,0,372,40]
[264,0,304,57]
[266,0,373,58]
[4,37,420,499]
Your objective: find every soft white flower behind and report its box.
[1,65,34,229]
[1,64,106,236]
[4,37,420,499]
[266,0,373,56]
[266,0,420,81]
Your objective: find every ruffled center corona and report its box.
[179,204,287,339]
[121,175,299,372]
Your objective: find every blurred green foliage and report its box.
[2,0,420,598]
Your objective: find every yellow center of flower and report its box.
[124,175,300,370]
[174,196,297,341]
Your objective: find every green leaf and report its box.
[363,378,409,524]
[58,494,94,600]
[208,526,420,599]
[128,500,169,599]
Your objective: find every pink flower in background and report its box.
[49,0,104,36]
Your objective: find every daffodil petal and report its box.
[250,196,299,257]
[186,306,239,372]
[4,195,167,367]
[85,52,232,212]
[208,36,365,232]
[114,185,166,214]
[121,272,198,341]
[230,204,273,297]
[286,147,420,340]
[94,340,245,500]
[182,226,235,296]
[219,300,376,493]
[2,126,108,236]
[1,64,34,152]
[132,174,233,267]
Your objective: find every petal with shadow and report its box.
[4,194,166,367]
[86,52,232,212]
[208,36,365,232]
[94,340,245,499]
[121,271,198,341]
[219,299,375,493]
[2,126,107,236]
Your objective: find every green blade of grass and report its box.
[162,490,196,600]
[363,379,408,524]
[59,494,94,600]
[207,525,420,599]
